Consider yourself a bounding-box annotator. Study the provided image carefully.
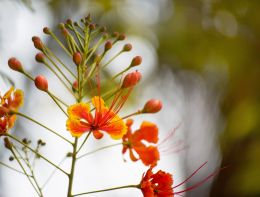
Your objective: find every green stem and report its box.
[15,112,72,144]
[10,148,41,196]
[102,51,123,69]
[67,137,78,197]
[47,91,68,117]
[76,132,91,154]
[77,143,121,160]
[14,146,44,197]
[48,91,69,107]
[0,161,29,176]
[44,47,76,79]
[49,31,72,57]
[6,134,69,176]
[73,185,140,196]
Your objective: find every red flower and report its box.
[122,119,160,166]
[0,87,23,134]
[140,166,174,197]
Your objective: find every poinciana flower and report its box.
[140,166,173,197]
[0,87,23,134]
[66,96,127,139]
[122,119,160,166]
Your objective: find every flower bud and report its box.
[142,99,162,113]
[35,53,45,63]
[89,23,96,30]
[61,28,69,37]
[104,41,112,52]
[100,26,107,32]
[43,27,50,34]
[118,33,126,41]
[112,32,119,38]
[32,36,44,51]
[34,75,48,92]
[85,14,92,22]
[123,43,132,52]
[66,18,73,25]
[122,71,142,88]
[73,52,82,66]
[4,138,12,150]
[130,56,142,67]
[8,57,23,72]
[72,81,78,92]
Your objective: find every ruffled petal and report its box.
[135,145,160,166]
[66,119,90,137]
[93,130,104,139]
[67,103,91,121]
[8,89,24,110]
[92,96,107,111]
[100,112,127,140]
[133,121,158,143]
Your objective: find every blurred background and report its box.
[0,0,260,196]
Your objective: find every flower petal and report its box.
[66,119,90,137]
[135,146,160,166]
[67,103,91,121]
[133,121,158,143]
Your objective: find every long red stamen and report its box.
[174,166,225,195]
[173,162,208,189]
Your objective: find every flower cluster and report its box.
[1,15,216,197]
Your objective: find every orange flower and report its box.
[140,166,174,197]
[0,87,24,134]
[122,119,160,166]
[66,96,127,139]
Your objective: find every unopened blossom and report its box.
[122,119,160,166]
[66,96,127,139]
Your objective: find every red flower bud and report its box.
[43,27,50,34]
[35,53,45,63]
[104,41,112,52]
[123,43,132,52]
[118,33,126,41]
[8,57,23,72]
[112,32,119,38]
[130,56,142,67]
[32,36,44,51]
[73,52,82,66]
[34,75,48,92]
[122,71,142,88]
[89,24,96,30]
[72,81,78,92]
[142,99,162,113]
[100,26,107,32]
[66,19,73,25]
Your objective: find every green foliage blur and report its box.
[20,0,260,196]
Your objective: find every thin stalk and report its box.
[102,51,123,69]
[10,148,41,196]
[22,71,34,81]
[67,137,78,197]
[44,47,76,79]
[73,184,139,196]
[42,156,67,189]
[76,132,91,154]
[70,24,84,50]
[14,146,43,197]
[77,143,121,160]
[112,67,130,80]
[43,61,74,96]
[15,112,72,144]
[0,161,29,176]
[48,91,69,107]
[43,51,73,86]
[47,91,69,117]
[7,134,69,176]
[49,31,72,57]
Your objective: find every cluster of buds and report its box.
[2,15,215,197]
